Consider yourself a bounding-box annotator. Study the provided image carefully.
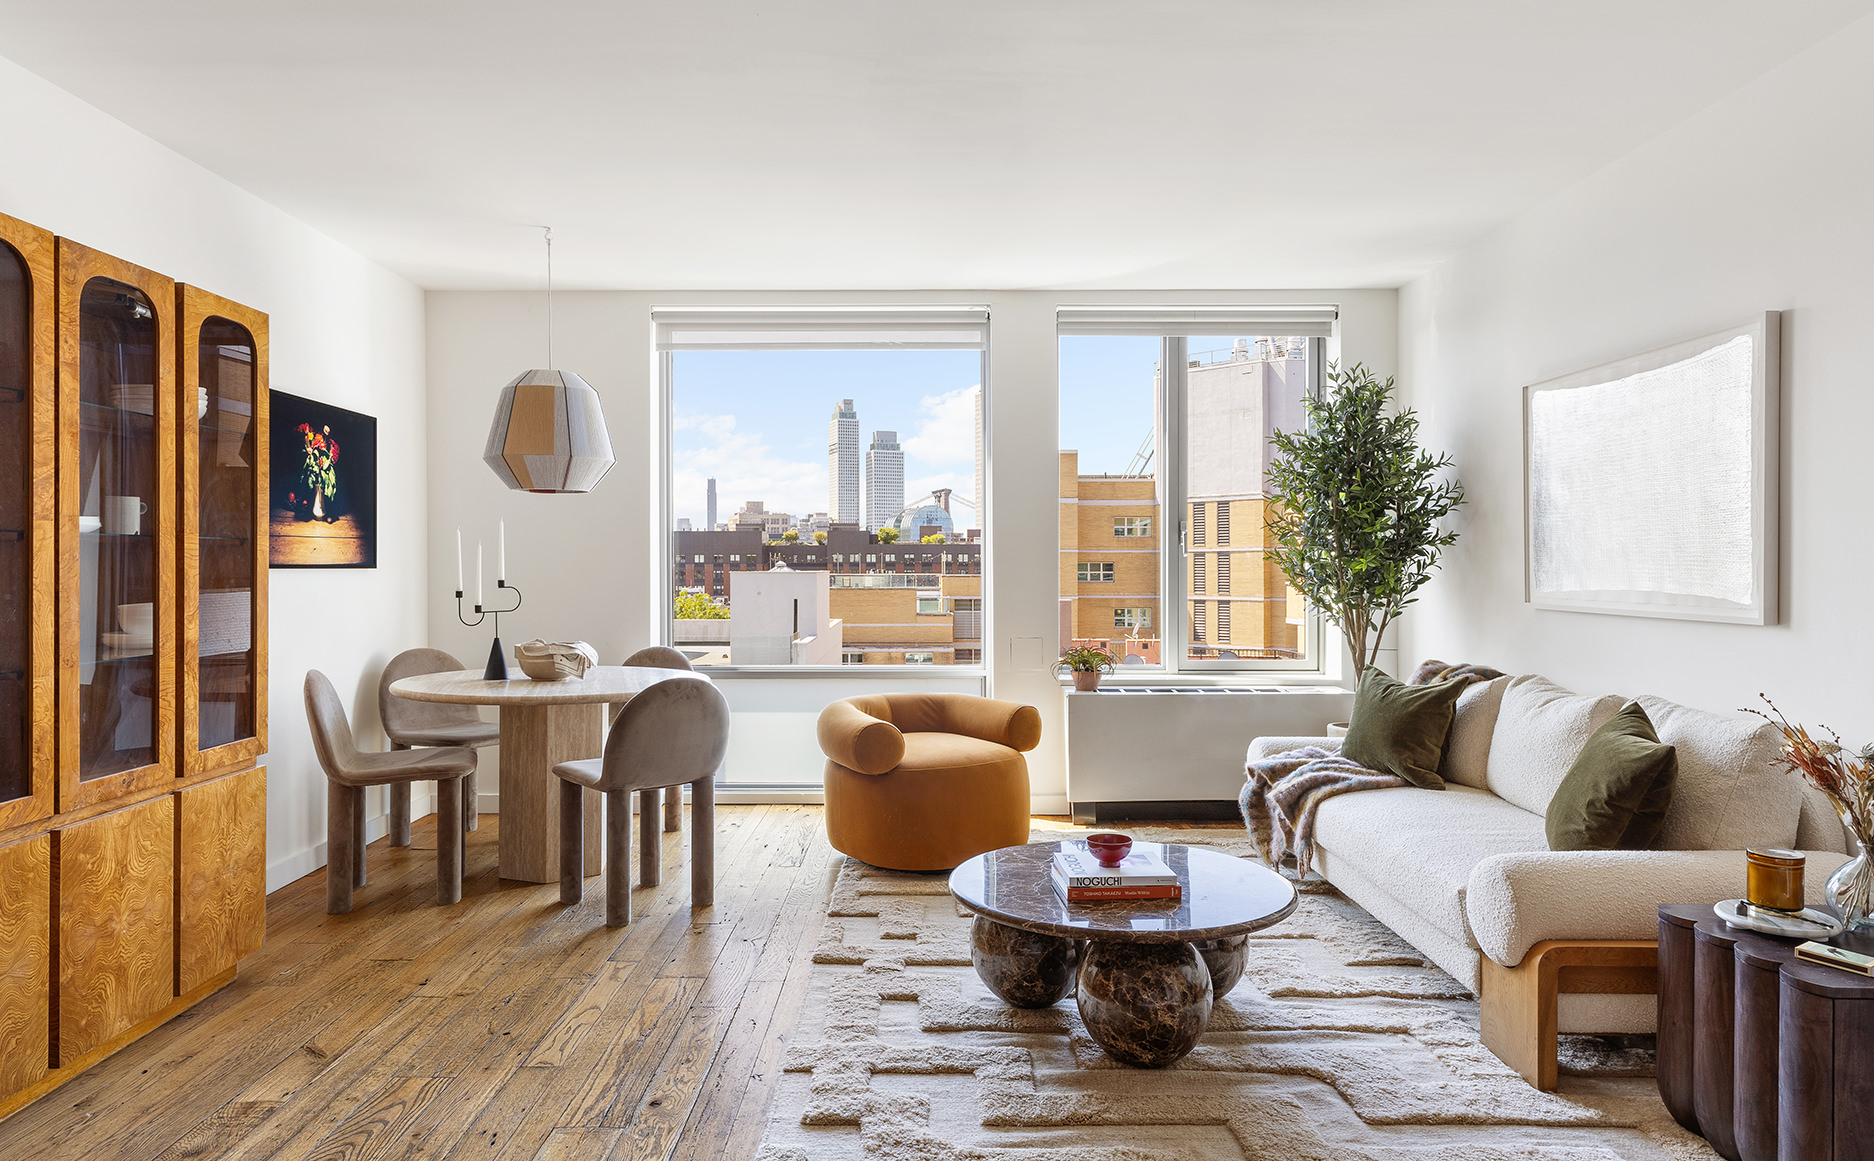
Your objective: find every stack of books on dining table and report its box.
[1051,844,1181,903]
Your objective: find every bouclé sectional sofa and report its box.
[1247,673,1852,1089]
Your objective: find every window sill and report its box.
[1059,672,1346,691]
[701,665,988,680]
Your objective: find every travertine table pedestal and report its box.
[389,665,704,884]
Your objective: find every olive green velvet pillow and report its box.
[1545,701,1678,851]
[1338,667,1466,790]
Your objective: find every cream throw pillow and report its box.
[1485,675,1626,817]
[1637,695,1802,850]
[1439,675,1510,790]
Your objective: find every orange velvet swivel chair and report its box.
[817,693,1041,871]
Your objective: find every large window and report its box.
[658,308,988,669]
[1057,306,1333,673]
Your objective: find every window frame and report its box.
[655,305,991,677]
[1076,561,1115,584]
[1166,335,1326,672]
[1057,327,1328,676]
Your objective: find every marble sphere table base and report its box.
[970,916,1080,1009]
[948,840,1297,1069]
[969,917,1234,1067]
[1077,940,1213,1068]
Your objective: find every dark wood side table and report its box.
[1658,903,1874,1161]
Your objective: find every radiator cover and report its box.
[1065,686,1354,821]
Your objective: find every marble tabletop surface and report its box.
[389,665,705,706]
[949,840,1298,944]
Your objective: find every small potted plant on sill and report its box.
[1057,645,1117,692]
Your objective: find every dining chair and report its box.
[306,669,476,913]
[379,647,499,845]
[620,646,695,832]
[553,676,728,927]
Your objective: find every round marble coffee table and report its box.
[948,840,1298,1067]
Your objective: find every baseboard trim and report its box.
[266,802,401,895]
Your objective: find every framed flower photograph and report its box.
[268,391,378,568]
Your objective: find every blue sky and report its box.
[672,348,984,528]
[671,337,1249,525]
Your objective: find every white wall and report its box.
[0,54,430,890]
[1398,14,1874,731]
[426,289,1396,812]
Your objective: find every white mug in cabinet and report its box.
[103,495,147,535]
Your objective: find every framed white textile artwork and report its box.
[1523,312,1779,624]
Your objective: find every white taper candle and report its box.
[455,528,463,592]
[499,520,506,583]
[476,541,484,606]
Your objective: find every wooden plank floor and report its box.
[0,804,838,1161]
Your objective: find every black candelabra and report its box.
[457,581,523,680]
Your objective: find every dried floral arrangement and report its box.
[1749,695,1874,921]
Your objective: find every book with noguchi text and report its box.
[1050,843,1181,902]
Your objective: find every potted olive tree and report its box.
[1265,362,1464,681]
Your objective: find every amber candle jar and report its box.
[1746,848,1805,912]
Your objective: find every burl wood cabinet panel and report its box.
[0,832,50,1103]
[55,794,175,1064]
[177,765,266,994]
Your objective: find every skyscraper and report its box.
[864,430,904,532]
[706,477,717,531]
[828,399,859,524]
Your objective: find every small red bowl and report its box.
[1085,833,1133,867]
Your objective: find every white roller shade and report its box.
[1055,305,1338,337]
[655,306,989,351]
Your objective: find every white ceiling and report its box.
[1,1,1867,290]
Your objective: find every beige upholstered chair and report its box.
[553,676,728,927]
[305,670,476,914]
[378,648,499,845]
[619,646,696,831]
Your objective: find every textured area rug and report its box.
[757,822,1718,1160]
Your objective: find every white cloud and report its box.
[673,411,824,524]
[900,385,980,477]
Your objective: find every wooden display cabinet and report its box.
[56,239,177,814]
[55,794,175,1064]
[177,285,268,777]
[0,210,55,833]
[0,212,268,1120]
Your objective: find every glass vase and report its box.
[1826,838,1874,932]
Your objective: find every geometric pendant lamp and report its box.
[483,227,616,493]
[483,369,615,492]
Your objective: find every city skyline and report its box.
[670,348,985,532]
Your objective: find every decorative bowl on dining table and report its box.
[513,639,599,681]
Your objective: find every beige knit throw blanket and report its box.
[1239,747,1407,879]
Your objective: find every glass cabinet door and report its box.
[179,286,268,773]
[58,241,175,810]
[0,212,53,830]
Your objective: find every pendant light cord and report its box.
[544,226,554,369]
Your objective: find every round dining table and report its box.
[389,665,703,883]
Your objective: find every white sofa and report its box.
[1247,673,1852,1088]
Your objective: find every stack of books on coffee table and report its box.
[1051,844,1181,903]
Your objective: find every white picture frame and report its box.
[1523,312,1779,625]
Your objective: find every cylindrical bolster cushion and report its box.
[928,695,1043,752]
[817,699,906,775]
